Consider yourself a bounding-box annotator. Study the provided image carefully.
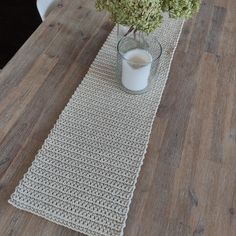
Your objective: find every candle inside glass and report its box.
[121,49,153,92]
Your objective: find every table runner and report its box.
[9,14,183,236]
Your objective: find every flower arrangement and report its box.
[96,0,201,34]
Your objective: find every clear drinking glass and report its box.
[117,32,162,94]
[117,24,129,41]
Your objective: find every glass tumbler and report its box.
[117,33,162,94]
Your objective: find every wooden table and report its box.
[0,0,235,235]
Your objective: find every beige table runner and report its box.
[9,14,184,236]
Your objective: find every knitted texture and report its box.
[9,14,184,236]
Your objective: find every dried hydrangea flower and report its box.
[96,0,201,33]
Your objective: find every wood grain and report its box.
[0,0,236,235]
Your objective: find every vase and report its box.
[117,24,129,41]
[116,28,162,95]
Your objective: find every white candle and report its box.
[122,49,152,92]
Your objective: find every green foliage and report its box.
[96,0,201,33]
[96,0,163,33]
[163,0,201,19]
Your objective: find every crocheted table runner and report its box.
[9,15,183,236]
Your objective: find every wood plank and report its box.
[205,6,227,54]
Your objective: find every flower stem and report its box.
[124,26,134,37]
